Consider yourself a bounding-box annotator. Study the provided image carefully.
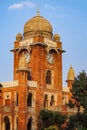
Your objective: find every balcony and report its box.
[27,80,37,88]
[27,107,35,113]
[0,106,19,113]
[0,106,12,113]
[1,80,18,88]
[45,105,82,115]
[62,87,69,92]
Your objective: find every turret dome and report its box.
[16,33,22,42]
[23,11,53,39]
[67,66,75,81]
[53,34,60,42]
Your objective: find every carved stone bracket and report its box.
[46,46,58,54]
[18,46,32,54]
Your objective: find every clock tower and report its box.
[12,11,65,130]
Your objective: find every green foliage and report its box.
[78,113,87,128]
[66,113,87,130]
[54,111,67,127]
[78,125,87,130]
[44,126,58,130]
[71,70,87,112]
[66,99,75,108]
[0,83,3,93]
[66,70,87,130]
[66,115,78,130]
[0,83,3,88]
[38,109,67,130]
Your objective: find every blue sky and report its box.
[0,0,87,86]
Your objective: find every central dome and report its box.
[23,12,53,39]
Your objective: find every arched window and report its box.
[46,70,51,84]
[16,92,18,106]
[16,117,18,130]
[4,116,10,130]
[44,94,48,107]
[27,71,32,80]
[27,93,32,107]
[50,95,54,106]
[27,117,32,130]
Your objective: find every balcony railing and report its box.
[0,106,19,113]
[27,80,37,87]
[46,105,83,114]
[27,107,35,112]
[0,106,12,113]
[62,87,69,92]
[1,80,18,88]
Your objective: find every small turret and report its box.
[67,66,75,81]
[66,66,75,89]
[16,33,22,42]
[53,34,60,42]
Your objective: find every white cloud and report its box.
[8,1,36,10]
[8,3,24,10]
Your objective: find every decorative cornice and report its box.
[16,68,30,73]
[18,46,32,54]
[10,48,19,52]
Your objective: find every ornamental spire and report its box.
[36,8,40,16]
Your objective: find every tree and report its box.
[66,70,87,129]
[0,83,3,94]
[38,109,54,129]
[54,111,67,128]
[0,83,3,88]
[38,109,67,130]
[71,70,87,113]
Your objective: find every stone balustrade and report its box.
[44,38,57,47]
[0,106,11,112]
[47,105,80,115]
[27,107,35,112]
[62,87,69,92]
[27,80,37,87]
[1,80,18,88]
[19,38,33,46]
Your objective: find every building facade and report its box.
[0,11,75,130]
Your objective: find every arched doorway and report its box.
[4,116,10,130]
[27,117,32,130]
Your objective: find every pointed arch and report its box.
[46,70,51,84]
[27,116,33,130]
[44,94,48,107]
[27,70,32,80]
[50,95,54,106]
[4,116,10,130]
[27,93,32,107]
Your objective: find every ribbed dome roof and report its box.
[67,66,75,81]
[23,11,53,39]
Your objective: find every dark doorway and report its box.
[27,93,32,107]
[4,116,10,130]
[27,117,32,130]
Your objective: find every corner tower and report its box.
[11,11,65,130]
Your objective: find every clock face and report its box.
[46,53,54,64]
[24,52,30,63]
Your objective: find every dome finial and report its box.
[36,8,40,16]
